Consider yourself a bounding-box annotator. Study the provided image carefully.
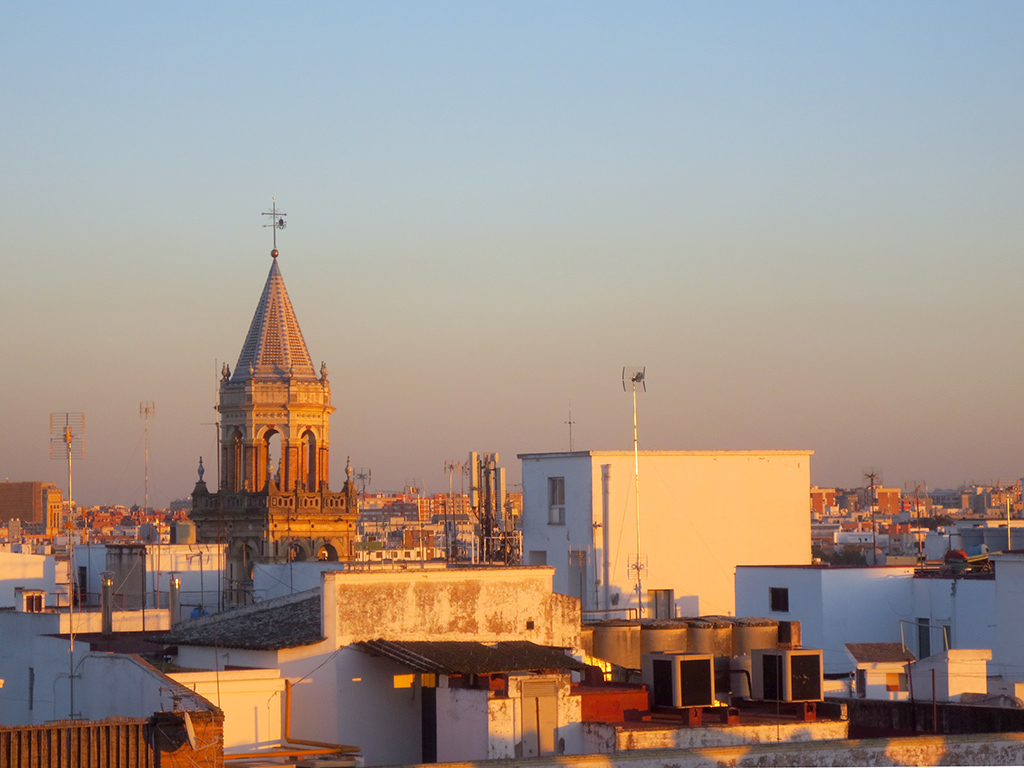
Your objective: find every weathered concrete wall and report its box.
[389,732,1024,768]
[323,568,580,649]
[844,696,1024,737]
[581,719,848,752]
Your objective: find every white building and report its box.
[163,566,585,765]
[519,450,813,617]
[736,565,997,674]
[73,542,225,618]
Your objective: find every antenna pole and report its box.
[623,367,646,618]
[632,379,643,616]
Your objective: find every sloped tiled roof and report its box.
[845,642,916,664]
[354,639,589,674]
[159,591,323,651]
[232,257,318,383]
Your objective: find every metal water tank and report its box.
[591,620,642,670]
[734,617,779,656]
[641,619,689,656]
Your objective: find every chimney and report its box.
[169,575,181,625]
[101,572,114,636]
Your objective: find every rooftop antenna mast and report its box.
[140,402,155,512]
[50,412,84,719]
[355,468,372,499]
[864,467,881,566]
[623,367,646,618]
[262,197,287,256]
[565,400,576,451]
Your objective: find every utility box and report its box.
[642,652,715,709]
[751,648,823,702]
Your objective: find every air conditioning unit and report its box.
[642,652,715,708]
[751,649,823,702]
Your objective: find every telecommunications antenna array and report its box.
[623,366,646,392]
[50,412,85,461]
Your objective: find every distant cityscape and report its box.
[2,246,1023,768]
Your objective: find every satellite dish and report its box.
[183,710,198,750]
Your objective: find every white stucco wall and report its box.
[909,576,995,656]
[436,686,489,762]
[333,647,423,766]
[171,668,285,751]
[992,553,1024,679]
[0,551,57,607]
[736,566,915,673]
[521,450,812,617]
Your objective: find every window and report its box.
[917,618,931,659]
[548,477,565,525]
[769,587,789,613]
[886,673,907,692]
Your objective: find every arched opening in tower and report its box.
[302,429,317,491]
[227,428,243,492]
[264,429,283,489]
[317,542,339,562]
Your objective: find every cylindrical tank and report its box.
[640,620,688,656]
[580,624,595,658]
[733,617,779,656]
[689,616,733,656]
[730,655,753,699]
[591,620,642,670]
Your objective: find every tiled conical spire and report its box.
[231,256,318,382]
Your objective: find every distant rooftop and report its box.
[160,590,322,650]
[354,639,589,675]
[845,642,916,665]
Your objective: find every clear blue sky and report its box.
[3,2,1024,507]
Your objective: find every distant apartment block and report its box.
[0,480,63,534]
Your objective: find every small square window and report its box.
[769,587,789,613]
[548,477,565,525]
[885,673,907,692]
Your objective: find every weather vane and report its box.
[262,197,287,257]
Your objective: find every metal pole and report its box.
[632,381,643,617]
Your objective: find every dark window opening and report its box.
[769,587,789,613]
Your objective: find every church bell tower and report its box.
[190,204,358,599]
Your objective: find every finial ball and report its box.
[271,249,279,259]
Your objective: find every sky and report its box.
[3,2,1024,508]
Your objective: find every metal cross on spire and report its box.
[262,197,287,257]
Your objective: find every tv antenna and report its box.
[50,413,85,515]
[140,402,155,512]
[355,467,372,498]
[49,412,84,719]
[565,400,576,451]
[623,367,646,617]
[863,467,881,566]
[262,197,287,255]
